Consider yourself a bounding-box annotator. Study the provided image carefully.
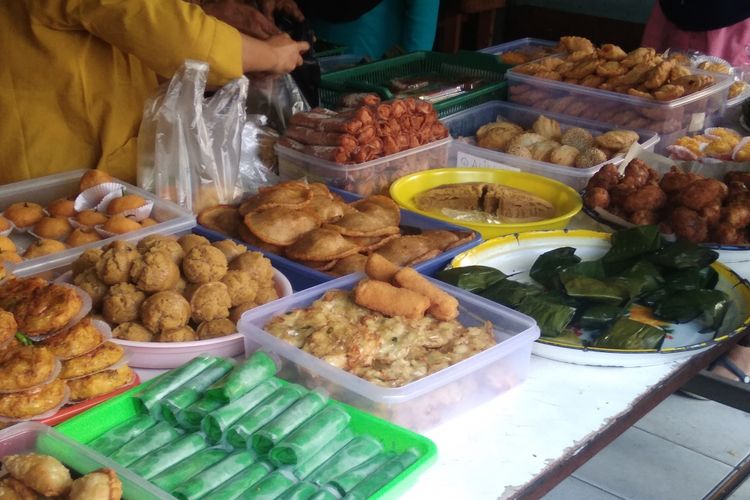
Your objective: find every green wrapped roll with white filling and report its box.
[172,451,257,500]
[252,390,328,454]
[343,449,421,500]
[307,485,342,500]
[177,397,223,431]
[136,355,218,414]
[306,436,383,486]
[327,452,395,494]
[161,358,234,425]
[129,433,209,479]
[277,480,320,500]
[201,378,285,444]
[292,428,354,480]
[207,461,273,500]
[223,384,306,448]
[108,422,183,466]
[206,351,278,404]
[89,414,157,456]
[270,406,351,466]
[242,469,298,499]
[151,448,228,492]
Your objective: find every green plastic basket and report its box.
[56,378,437,500]
[320,51,511,117]
[315,39,348,58]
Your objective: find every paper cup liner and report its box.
[0,359,62,394]
[28,283,93,341]
[0,216,14,237]
[74,183,124,212]
[94,225,119,238]
[50,319,114,361]
[693,55,735,75]
[94,190,124,213]
[732,136,750,162]
[0,386,70,423]
[61,351,131,381]
[666,144,700,161]
[110,200,154,221]
[67,371,137,403]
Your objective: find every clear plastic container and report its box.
[238,274,540,430]
[0,169,195,278]
[276,137,452,197]
[722,89,750,127]
[507,60,733,152]
[442,100,660,190]
[479,37,559,62]
[0,422,169,499]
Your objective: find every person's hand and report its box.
[203,0,280,40]
[268,34,309,74]
[257,0,304,22]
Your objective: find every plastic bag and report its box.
[137,60,249,213]
[246,73,310,132]
[236,114,281,198]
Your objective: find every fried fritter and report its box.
[0,278,46,312]
[670,206,708,243]
[96,241,140,285]
[0,378,67,419]
[197,204,242,237]
[136,235,184,264]
[0,309,17,347]
[14,283,83,336]
[0,477,38,500]
[237,223,285,254]
[59,342,124,379]
[211,239,247,262]
[69,468,122,500]
[0,346,57,391]
[181,245,228,284]
[67,365,134,401]
[681,179,727,210]
[374,235,434,267]
[39,318,103,359]
[285,228,361,262]
[140,291,190,334]
[2,454,72,496]
[238,181,312,215]
[73,267,108,309]
[329,253,368,276]
[196,318,236,340]
[228,251,275,283]
[71,248,104,278]
[112,322,154,342]
[244,207,319,246]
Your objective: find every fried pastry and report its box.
[285,228,361,262]
[559,36,594,53]
[644,60,673,89]
[181,245,228,284]
[228,251,275,282]
[39,318,103,359]
[2,454,72,497]
[0,346,56,391]
[506,144,533,159]
[323,210,400,238]
[621,47,655,68]
[140,291,190,334]
[374,236,436,266]
[343,233,399,253]
[353,279,430,320]
[0,310,17,346]
[186,282,231,323]
[672,74,714,94]
[137,235,184,264]
[549,145,580,166]
[0,476,38,499]
[244,207,319,246]
[14,283,83,335]
[130,250,181,292]
[67,365,134,401]
[351,195,401,227]
[477,125,522,150]
[565,59,599,80]
[393,267,459,321]
[305,195,346,223]
[102,283,146,324]
[69,468,122,500]
[476,121,523,142]
[221,270,259,306]
[0,277,47,312]
[329,253,368,276]
[112,322,154,342]
[531,116,561,140]
[211,239,247,262]
[597,43,627,61]
[96,241,140,285]
[596,130,640,151]
[580,74,605,88]
[529,140,560,162]
[59,342,124,379]
[197,204,242,237]
[0,378,67,419]
[237,223,285,254]
[595,60,626,78]
[653,83,686,101]
[196,318,236,340]
[507,132,546,151]
[238,181,312,215]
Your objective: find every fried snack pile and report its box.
[668,127,750,162]
[584,159,750,245]
[499,43,560,65]
[72,235,278,344]
[0,169,158,266]
[474,114,639,168]
[265,255,494,387]
[199,181,474,277]
[0,454,122,500]
[695,61,748,99]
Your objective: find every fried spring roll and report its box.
[393,267,459,321]
[353,279,430,320]
[284,126,358,151]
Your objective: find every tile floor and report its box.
[542,394,750,500]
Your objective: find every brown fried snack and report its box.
[72,248,104,278]
[221,270,259,306]
[622,185,667,213]
[0,346,56,391]
[393,267,459,321]
[653,83,685,101]
[112,322,154,342]
[66,227,103,247]
[238,181,313,215]
[254,284,279,305]
[182,245,228,284]
[14,283,83,335]
[178,234,210,254]
[73,267,108,309]
[0,277,47,312]
[79,169,113,192]
[158,325,197,342]
[67,365,134,401]
[186,282,231,323]
[33,216,73,241]
[211,239,247,262]
[4,202,44,229]
[237,223,285,254]
[136,235,184,264]
[0,476,39,500]
[597,43,627,61]
[75,210,108,227]
[69,468,122,500]
[102,283,146,325]
[140,291,190,334]
[285,228,361,262]
[595,130,640,151]
[0,378,67,419]
[196,318,236,340]
[244,207,319,246]
[670,206,708,243]
[2,453,72,497]
[102,215,141,235]
[353,279,430,320]
[197,205,242,237]
[23,239,67,259]
[47,198,77,218]
[59,342,124,379]
[39,318,103,359]
[96,241,140,285]
[0,309,17,347]
[329,253,368,276]
[228,251,275,283]
[130,250,181,292]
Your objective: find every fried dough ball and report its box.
[549,145,579,166]
[187,282,231,323]
[96,241,140,285]
[723,201,750,228]
[73,267,108,308]
[212,239,247,262]
[47,198,77,218]
[172,276,187,295]
[137,235,184,264]
[598,43,627,61]
[670,206,708,243]
[102,283,146,325]
[178,234,210,254]
[0,236,15,254]
[196,318,236,340]
[622,184,667,213]
[629,210,660,225]
[140,291,190,333]
[575,147,607,168]
[182,245,228,284]
[229,302,257,323]
[129,250,180,292]
[0,346,57,391]
[75,210,108,227]
[102,215,141,234]
[713,222,742,245]
[33,216,73,240]
[228,251,274,283]
[0,310,16,346]
[14,283,83,335]
[2,453,72,497]
[79,169,113,191]
[67,365,134,401]
[660,167,699,194]
[159,325,197,342]
[583,187,610,209]
[4,202,44,229]
[0,378,67,419]
[69,468,122,500]
[700,202,722,227]
[622,159,655,188]
[255,284,279,305]
[66,227,103,247]
[112,322,154,342]
[23,239,67,259]
[72,248,104,278]
[221,270,259,307]
[531,115,561,140]
[681,179,727,211]
[505,144,533,159]
[39,318,103,359]
[725,171,750,186]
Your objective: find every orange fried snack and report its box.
[353,279,430,320]
[393,267,459,321]
[364,254,401,282]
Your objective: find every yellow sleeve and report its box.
[29,0,243,86]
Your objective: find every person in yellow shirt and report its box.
[0,0,308,185]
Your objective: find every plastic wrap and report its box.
[246,74,310,132]
[237,115,282,193]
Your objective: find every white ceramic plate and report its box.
[450,229,750,367]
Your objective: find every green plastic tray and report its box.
[320,51,511,117]
[56,378,437,500]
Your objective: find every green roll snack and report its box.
[277,480,320,500]
[129,433,209,479]
[202,378,286,444]
[292,428,354,480]
[344,449,421,500]
[208,461,273,500]
[243,469,298,499]
[327,452,395,494]
[306,436,383,486]
[308,486,341,500]
[136,355,218,413]
[206,351,278,404]
[108,422,183,467]
[224,384,306,448]
[89,414,158,456]
[252,390,328,454]
[270,406,352,466]
[161,358,235,425]
[151,448,228,492]
[177,396,223,431]
[172,451,257,500]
